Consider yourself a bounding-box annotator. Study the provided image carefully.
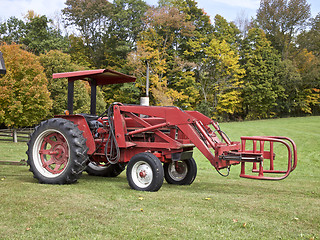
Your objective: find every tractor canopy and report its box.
[52,69,136,86]
[53,69,136,115]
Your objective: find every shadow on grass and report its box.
[3,164,317,200]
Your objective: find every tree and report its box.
[68,34,93,68]
[276,59,302,116]
[0,12,68,55]
[172,0,214,57]
[240,28,284,119]
[256,0,311,59]
[0,44,52,127]
[213,14,241,50]
[0,17,25,43]
[293,49,320,114]
[63,0,113,67]
[234,9,251,37]
[297,13,320,57]
[128,6,199,108]
[186,37,244,119]
[105,0,148,67]
[22,13,69,55]
[63,0,149,69]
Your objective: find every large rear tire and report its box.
[126,152,164,192]
[27,118,89,184]
[163,158,197,185]
[86,162,126,177]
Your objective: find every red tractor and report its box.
[27,69,297,191]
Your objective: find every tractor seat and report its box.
[79,113,102,130]
[80,113,99,121]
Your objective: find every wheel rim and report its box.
[33,129,70,178]
[168,161,188,181]
[131,161,153,188]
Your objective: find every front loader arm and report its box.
[117,104,297,180]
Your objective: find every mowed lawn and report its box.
[0,116,319,239]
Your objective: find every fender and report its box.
[55,115,96,155]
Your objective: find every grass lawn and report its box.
[0,116,319,239]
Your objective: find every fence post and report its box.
[13,129,17,143]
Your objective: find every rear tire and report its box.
[86,162,126,177]
[27,118,89,184]
[126,152,164,192]
[163,158,197,185]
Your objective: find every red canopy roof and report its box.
[52,69,136,86]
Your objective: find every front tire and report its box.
[126,152,164,192]
[27,118,89,184]
[163,158,197,185]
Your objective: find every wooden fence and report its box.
[0,128,34,142]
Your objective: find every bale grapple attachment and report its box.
[238,136,297,180]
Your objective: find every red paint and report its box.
[40,132,69,174]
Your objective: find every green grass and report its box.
[0,116,319,239]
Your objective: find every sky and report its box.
[0,0,319,24]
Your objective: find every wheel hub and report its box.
[139,170,147,178]
[132,161,153,188]
[168,161,188,180]
[175,162,186,174]
[39,132,69,174]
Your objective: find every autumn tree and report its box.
[186,36,244,119]
[276,59,303,116]
[293,49,320,114]
[172,0,214,57]
[0,44,52,127]
[68,34,93,68]
[128,6,199,108]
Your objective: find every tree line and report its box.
[0,0,319,128]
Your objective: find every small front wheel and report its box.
[126,153,164,192]
[164,158,197,185]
